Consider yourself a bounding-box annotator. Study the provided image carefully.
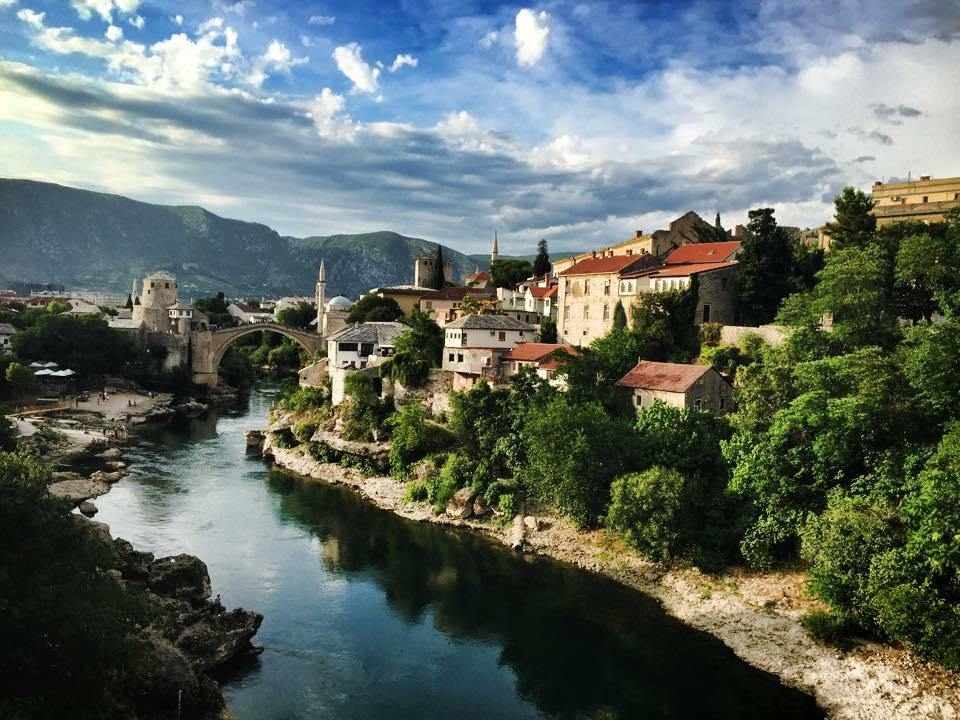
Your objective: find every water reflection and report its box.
[94,389,823,720]
[263,471,822,720]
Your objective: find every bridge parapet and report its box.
[191,323,324,386]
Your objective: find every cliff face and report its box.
[0,179,475,299]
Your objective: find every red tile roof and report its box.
[528,285,557,299]
[665,241,741,265]
[425,287,496,301]
[621,261,738,279]
[502,342,577,363]
[615,361,712,392]
[558,254,653,276]
[465,271,490,282]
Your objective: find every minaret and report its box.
[491,230,499,264]
[315,260,326,335]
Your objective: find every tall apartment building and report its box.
[871,175,960,227]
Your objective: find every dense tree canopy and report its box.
[347,295,404,323]
[532,239,551,277]
[490,259,533,289]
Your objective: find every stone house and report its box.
[442,314,535,390]
[419,287,497,328]
[500,342,577,382]
[557,254,659,345]
[367,286,438,317]
[326,321,406,405]
[498,283,558,324]
[228,301,273,325]
[616,360,733,413]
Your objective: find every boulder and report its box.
[523,515,543,532]
[176,607,264,673]
[245,430,265,455]
[97,447,123,460]
[78,500,98,517]
[472,494,491,518]
[445,487,477,520]
[91,470,125,484]
[509,515,526,552]
[148,554,212,603]
[104,460,127,471]
[114,538,155,582]
[49,478,110,505]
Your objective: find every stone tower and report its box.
[315,260,326,335]
[133,271,177,332]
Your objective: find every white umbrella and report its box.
[29,362,44,368]
[42,361,59,368]
[34,369,53,376]
[59,369,76,376]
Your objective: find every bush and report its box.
[607,467,685,562]
[292,419,318,443]
[271,427,297,449]
[427,452,473,512]
[700,322,722,346]
[404,480,429,503]
[279,384,330,412]
[387,403,455,478]
[483,478,518,506]
[497,493,518,517]
[341,373,392,442]
[801,611,856,650]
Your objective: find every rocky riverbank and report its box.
[80,519,262,719]
[261,431,960,720]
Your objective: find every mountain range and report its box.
[0,179,489,299]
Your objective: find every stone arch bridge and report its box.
[191,323,324,386]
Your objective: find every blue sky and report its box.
[1,0,958,254]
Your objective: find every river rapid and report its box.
[94,387,824,720]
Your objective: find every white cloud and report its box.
[479,31,498,49]
[128,14,144,30]
[198,17,224,34]
[172,14,183,26]
[220,0,254,16]
[300,34,314,48]
[248,39,308,87]
[514,8,549,67]
[70,0,140,23]
[105,24,122,42]
[308,15,334,26]
[389,53,417,73]
[0,0,19,8]
[309,87,354,139]
[16,7,43,28]
[332,42,380,94]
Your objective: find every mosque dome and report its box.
[326,296,353,311]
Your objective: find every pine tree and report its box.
[827,187,876,250]
[429,243,446,290]
[612,300,627,330]
[533,239,551,277]
[735,208,794,325]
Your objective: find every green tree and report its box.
[520,395,637,527]
[538,317,557,343]
[532,239,551,277]
[347,295,404,323]
[428,243,447,290]
[735,208,795,325]
[341,373,391,441]
[607,467,685,562]
[490,259,533,289]
[612,300,627,331]
[276,302,315,330]
[5,362,33,401]
[826,187,876,250]
[391,310,444,387]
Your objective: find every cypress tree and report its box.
[612,300,627,330]
[533,239,551,277]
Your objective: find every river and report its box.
[94,387,824,720]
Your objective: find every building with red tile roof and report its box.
[664,241,741,265]
[616,360,733,412]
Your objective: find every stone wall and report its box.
[393,368,453,417]
[719,324,787,347]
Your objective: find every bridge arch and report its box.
[192,323,325,386]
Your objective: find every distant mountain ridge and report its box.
[0,179,477,299]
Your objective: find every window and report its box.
[564,305,570,317]
[448,352,455,362]
[498,331,506,341]
[702,304,711,323]
[694,398,703,411]
[339,342,358,352]
[425,301,433,309]
[923,196,929,203]
[603,280,611,296]
[719,397,725,410]
[457,353,464,362]
[583,305,589,319]
[359,343,374,357]
[165,283,170,289]
[584,280,591,295]
[721,278,728,290]
[602,304,609,320]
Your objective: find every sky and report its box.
[1,1,959,254]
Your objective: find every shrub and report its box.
[483,478,518,506]
[271,427,297,449]
[387,403,455,478]
[497,493,518,518]
[341,373,392,442]
[279,384,330,412]
[607,467,685,562]
[801,611,856,650]
[292,419,318,444]
[700,322,722,346]
[404,480,429,503]
[427,452,473,512]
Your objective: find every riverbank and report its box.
[262,435,960,720]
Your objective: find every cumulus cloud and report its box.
[172,14,183,26]
[16,7,43,28]
[389,53,417,72]
[309,87,354,139]
[128,14,143,30]
[332,43,379,94]
[0,0,18,8]
[248,40,308,87]
[220,0,254,16]
[70,0,140,23]
[308,15,335,26]
[105,24,122,42]
[514,8,549,67]
[479,30,498,49]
